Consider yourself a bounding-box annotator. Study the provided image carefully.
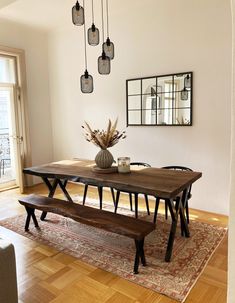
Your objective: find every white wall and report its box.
[228,2,235,302]
[0,18,53,166]
[0,0,17,9]
[48,0,232,215]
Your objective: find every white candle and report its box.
[118,157,130,173]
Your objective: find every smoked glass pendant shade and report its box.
[181,87,188,100]
[98,51,111,74]
[88,23,99,46]
[80,70,94,93]
[102,37,114,59]
[184,75,191,89]
[72,1,84,26]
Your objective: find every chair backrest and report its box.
[161,165,193,198]
[130,162,151,168]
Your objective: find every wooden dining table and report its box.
[23,159,202,262]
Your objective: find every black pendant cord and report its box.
[101,0,105,44]
[106,0,109,38]
[91,0,94,24]
[83,0,88,71]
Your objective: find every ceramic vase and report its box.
[95,149,114,169]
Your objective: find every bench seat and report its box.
[19,194,155,274]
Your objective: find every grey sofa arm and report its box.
[0,238,18,303]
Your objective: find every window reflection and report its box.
[127,72,192,126]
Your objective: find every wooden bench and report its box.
[18,194,155,274]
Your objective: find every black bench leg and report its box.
[134,238,146,274]
[25,207,39,231]
[32,212,39,228]
[40,211,47,221]
[139,239,146,266]
[25,212,31,231]
[134,239,140,274]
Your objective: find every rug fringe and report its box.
[181,228,228,303]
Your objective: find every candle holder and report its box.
[118,157,130,173]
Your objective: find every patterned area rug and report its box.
[0,197,227,302]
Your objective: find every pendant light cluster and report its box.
[72,0,115,93]
[181,74,191,100]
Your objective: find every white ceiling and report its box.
[0,0,75,31]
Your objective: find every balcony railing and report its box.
[0,130,11,168]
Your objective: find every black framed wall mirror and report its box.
[126,72,193,126]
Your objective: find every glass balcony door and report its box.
[0,54,24,190]
[0,85,16,188]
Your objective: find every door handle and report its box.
[10,135,23,143]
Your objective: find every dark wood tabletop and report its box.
[23,159,202,199]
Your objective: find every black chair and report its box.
[114,162,151,218]
[82,182,115,209]
[161,166,193,224]
[70,159,116,209]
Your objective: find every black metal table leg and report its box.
[175,197,184,237]
[164,192,190,262]
[153,197,160,223]
[165,198,178,262]
[179,189,190,237]
[134,238,146,274]
[167,199,175,220]
[40,178,59,220]
[58,179,73,202]
[42,177,53,192]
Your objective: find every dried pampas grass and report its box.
[82,119,126,149]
